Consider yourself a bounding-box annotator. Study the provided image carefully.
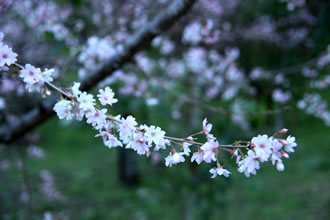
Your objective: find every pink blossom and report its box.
[97,87,118,106]
[191,151,204,164]
[251,134,272,162]
[238,150,260,177]
[201,140,219,163]
[165,150,185,167]
[0,43,17,67]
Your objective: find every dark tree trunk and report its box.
[118,148,140,187]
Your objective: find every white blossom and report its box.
[105,134,122,149]
[251,134,272,162]
[154,138,170,151]
[191,151,204,164]
[201,140,218,163]
[165,151,185,167]
[271,139,283,165]
[19,64,41,84]
[285,135,297,153]
[72,82,82,98]
[19,64,54,92]
[145,125,166,145]
[202,118,215,141]
[209,167,231,178]
[41,68,54,83]
[126,133,151,155]
[119,115,137,144]
[202,118,212,134]
[97,87,118,106]
[182,142,192,156]
[77,92,95,111]
[238,150,260,177]
[53,100,73,120]
[0,43,17,67]
[86,108,107,130]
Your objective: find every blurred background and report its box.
[0,0,330,219]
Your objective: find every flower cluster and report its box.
[19,64,54,93]
[237,133,297,177]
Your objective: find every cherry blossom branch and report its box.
[0,0,197,144]
[0,1,299,179]
[1,46,298,179]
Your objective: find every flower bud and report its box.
[276,162,285,172]
[279,139,289,146]
[281,150,289,159]
[278,128,288,134]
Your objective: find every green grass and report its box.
[1,112,330,219]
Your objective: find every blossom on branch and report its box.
[126,133,151,155]
[53,100,73,120]
[251,134,272,162]
[285,135,297,153]
[0,41,17,67]
[238,150,260,177]
[19,64,54,92]
[97,87,118,106]
[165,150,185,167]
[77,92,95,111]
[145,125,166,145]
[105,134,123,149]
[71,82,82,98]
[119,115,137,144]
[201,140,219,163]
[209,167,231,178]
[191,151,204,164]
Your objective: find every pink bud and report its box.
[278,128,288,134]
[281,150,289,159]
[279,139,289,146]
